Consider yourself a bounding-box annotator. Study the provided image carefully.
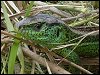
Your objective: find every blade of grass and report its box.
[3,1,19,22]
[45,59,52,74]
[69,14,99,27]
[1,55,8,74]
[8,36,20,74]
[35,62,44,74]
[22,1,28,9]
[7,1,24,19]
[25,1,34,17]
[1,1,14,31]
[17,45,24,74]
[7,1,21,13]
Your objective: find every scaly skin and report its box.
[16,14,99,74]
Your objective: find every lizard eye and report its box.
[36,23,42,29]
[33,23,42,31]
[33,22,46,31]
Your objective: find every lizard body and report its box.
[16,14,99,73]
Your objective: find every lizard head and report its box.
[16,14,67,48]
[16,14,64,28]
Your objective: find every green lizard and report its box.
[16,14,99,74]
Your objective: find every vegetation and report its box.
[1,1,99,74]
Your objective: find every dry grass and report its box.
[1,1,99,74]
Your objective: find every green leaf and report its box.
[25,1,34,17]
[1,1,14,31]
[8,38,20,74]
